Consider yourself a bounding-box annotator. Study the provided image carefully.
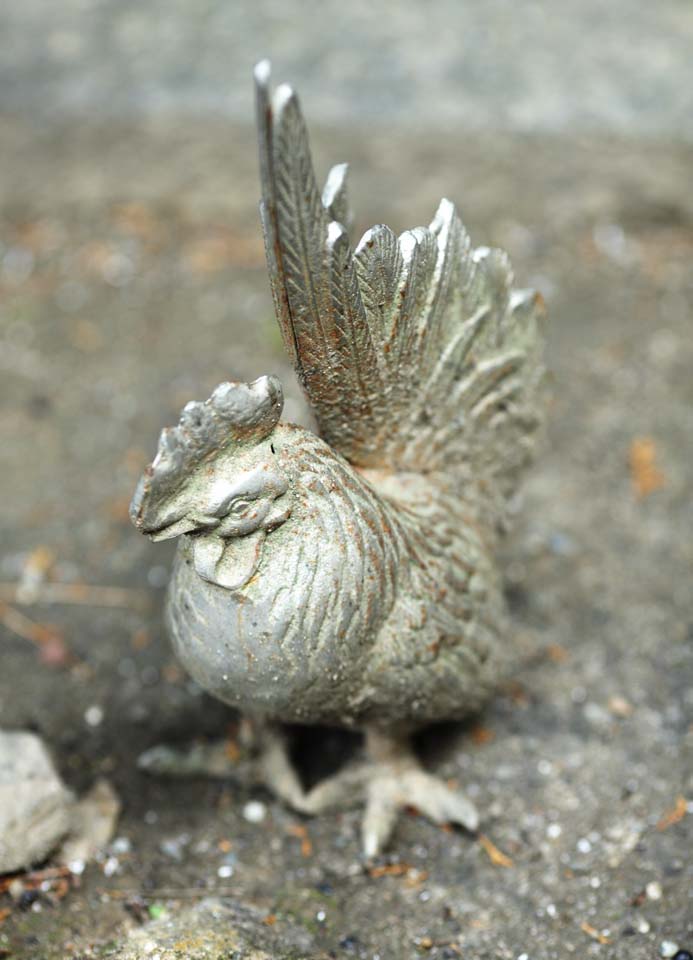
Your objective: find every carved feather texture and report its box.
[255,62,546,501]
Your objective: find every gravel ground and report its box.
[0,108,692,958]
[2,1,693,140]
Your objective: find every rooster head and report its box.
[130,376,292,590]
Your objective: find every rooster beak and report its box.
[146,516,198,541]
[142,512,218,542]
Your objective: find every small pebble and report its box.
[607,694,633,718]
[111,836,132,855]
[8,880,24,901]
[647,881,663,901]
[84,704,104,727]
[583,701,611,726]
[547,823,562,839]
[243,800,267,824]
[217,864,234,878]
[576,838,592,854]
[102,856,119,877]
[316,909,326,923]
[636,918,651,934]
[160,834,190,861]
[660,943,679,958]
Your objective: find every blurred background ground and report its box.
[1,2,692,958]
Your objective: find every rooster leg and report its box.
[137,715,304,807]
[358,727,479,857]
[254,720,306,808]
[138,737,248,778]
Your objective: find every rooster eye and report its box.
[228,498,251,516]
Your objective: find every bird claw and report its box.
[362,767,479,857]
[273,752,479,856]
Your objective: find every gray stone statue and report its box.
[131,60,546,855]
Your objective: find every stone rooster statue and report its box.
[131,61,546,855]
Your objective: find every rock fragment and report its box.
[0,729,74,873]
[107,898,317,960]
[58,778,121,869]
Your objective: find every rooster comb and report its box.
[130,376,283,526]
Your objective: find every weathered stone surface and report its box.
[0,730,74,873]
[110,898,317,960]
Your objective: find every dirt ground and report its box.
[1,113,692,958]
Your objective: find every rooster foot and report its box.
[138,722,479,856]
[360,728,479,856]
[264,726,479,856]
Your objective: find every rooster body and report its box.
[131,62,546,852]
[165,426,507,729]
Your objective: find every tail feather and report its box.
[255,61,547,508]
